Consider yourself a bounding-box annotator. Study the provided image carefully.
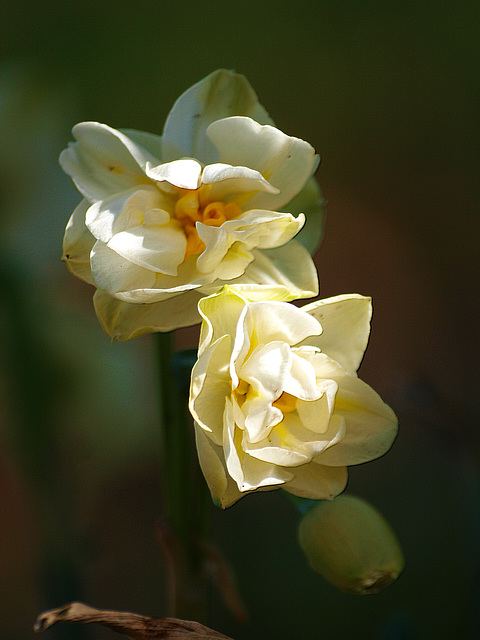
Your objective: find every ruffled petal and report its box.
[85,186,168,243]
[162,69,275,165]
[60,122,158,202]
[93,288,204,340]
[189,335,233,445]
[207,116,316,210]
[197,286,248,356]
[107,223,186,276]
[301,294,372,374]
[90,241,157,294]
[62,199,95,284]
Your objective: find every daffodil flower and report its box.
[61,70,323,339]
[189,287,398,508]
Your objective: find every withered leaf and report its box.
[34,602,234,640]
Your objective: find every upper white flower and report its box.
[189,287,398,509]
[61,70,324,339]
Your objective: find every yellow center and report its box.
[174,189,242,259]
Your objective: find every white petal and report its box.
[241,300,322,351]
[62,199,95,284]
[91,241,157,294]
[283,461,348,500]
[317,374,398,466]
[207,116,316,210]
[107,224,186,276]
[282,351,321,401]
[86,186,168,243]
[60,122,158,201]
[162,69,275,165]
[220,210,305,250]
[201,163,278,201]
[145,158,202,190]
[301,294,372,374]
[93,288,204,340]
[239,342,292,442]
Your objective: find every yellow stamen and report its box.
[174,189,243,259]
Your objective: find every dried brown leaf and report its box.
[34,602,234,640]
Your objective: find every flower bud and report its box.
[298,494,404,594]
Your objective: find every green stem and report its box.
[155,333,211,622]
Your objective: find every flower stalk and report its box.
[156,332,211,622]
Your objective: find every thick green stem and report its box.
[155,333,211,622]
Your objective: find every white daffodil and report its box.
[189,287,398,509]
[61,70,324,339]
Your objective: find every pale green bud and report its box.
[298,494,404,594]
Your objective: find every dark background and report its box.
[1,2,479,639]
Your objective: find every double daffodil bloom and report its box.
[189,287,398,508]
[61,70,323,339]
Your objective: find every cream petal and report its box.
[194,423,243,509]
[162,69,275,165]
[62,199,95,285]
[219,210,304,250]
[240,300,322,354]
[301,294,372,374]
[60,122,158,202]
[282,351,320,401]
[281,176,326,255]
[86,186,167,244]
[93,288,204,340]
[107,224,186,276]
[283,461,348,500]
[317,374,398,467]
[197,287,248,356]
[189,335,233,445]
[91,241,157,295]
[145,158,202,190]
[231,242,319,300]
[207,116,316,210]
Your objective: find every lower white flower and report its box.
[189,287,398,508]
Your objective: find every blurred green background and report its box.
[1,1,479,639]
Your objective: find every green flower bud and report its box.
[298,494,404,594]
